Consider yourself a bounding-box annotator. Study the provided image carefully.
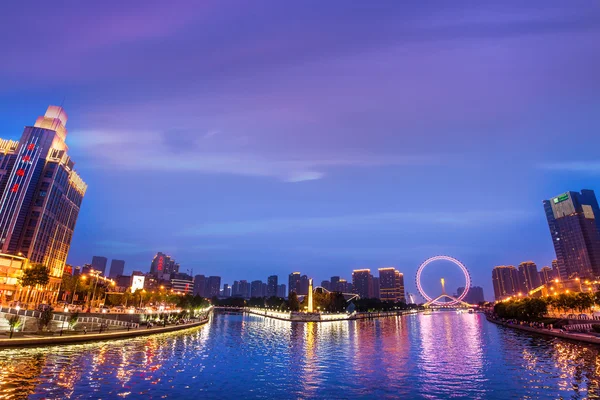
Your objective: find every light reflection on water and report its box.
[0,312,599,399]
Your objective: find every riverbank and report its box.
[486,315,600,345]
[244,307,418,322]
[0,315,211,348]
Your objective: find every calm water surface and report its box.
[1,311,600,399]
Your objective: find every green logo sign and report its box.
[553,193,569,204]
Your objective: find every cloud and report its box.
[71,129,436,182]
[182,210,533,237]
[538,161,600,174]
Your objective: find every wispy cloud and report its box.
[72,129,437,182]
[182,210,532,237]
[538,161,600,174]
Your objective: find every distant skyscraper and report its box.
[492,265,521,300]
[288,272,301,296]
[299,275,309,295]
[91,256,107,275]
[321,280,331,291]
[251,280,263,298]
[193,275,206,297]
[456,286,485,304]
[352,269,373,299]
[338,279,352,293]
[544,190,600,280]
[232,281,240,297]
[277,284,286,298]
[0,106,87,304]
[378,268,406,302]
[206,276,221,298]
[238,280,250,299]
[518,261,541,292]
[222,284,231,297]
[267,275,278,297]
[108,259,125,279]
[330,276,340,292]
[539,266,557,285]
[150,252,180,276]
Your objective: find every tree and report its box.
[20,264,50,288]
[19,264,50,306]
[68,312,79,330]
[6,315,23,339]
[37,307,54,332]
[288,292,300,311]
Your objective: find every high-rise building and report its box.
[456,286,485,304]
[518,261,541,292]
[544,190,600,280]
[378,267,405,302]
[321,280,331,291]
[330,276,340,292]
[193,275,206,297]
[108,259,125,279]
[277,284,286,298]
[150,252,180,277]
[232,281,240,297]
[352,269,373,299]
[372,277,380,299]
[267,275,278,297]
[222,283,231,298]
[299,275,309,295]
[288,272,301,296]
[551,259,560,278]
[250,280,263,298]
[539,266,557,285]
[236,280,249,299]
[91,256,107,275]
[492,265,521,300]
[206,276,221,298]
[338,279,352,293]
[395,271,406,302]
[0,106,87,304]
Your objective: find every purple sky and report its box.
[1,1,599,300]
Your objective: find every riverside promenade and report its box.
[0,311,212,349]
[486,315,600,345]
[240,307,418,322]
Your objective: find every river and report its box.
[0,311,599,399]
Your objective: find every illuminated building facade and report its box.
[539,266,557,285]
[0,106,87,304]
[544,190,600,280]
[149,252,180,277]
[171,273,194,294]
[518,261,541,292]
[379,267,405,302]
[492,265,520,301]
[352,269,373,299]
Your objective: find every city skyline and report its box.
[1,2,599,299]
